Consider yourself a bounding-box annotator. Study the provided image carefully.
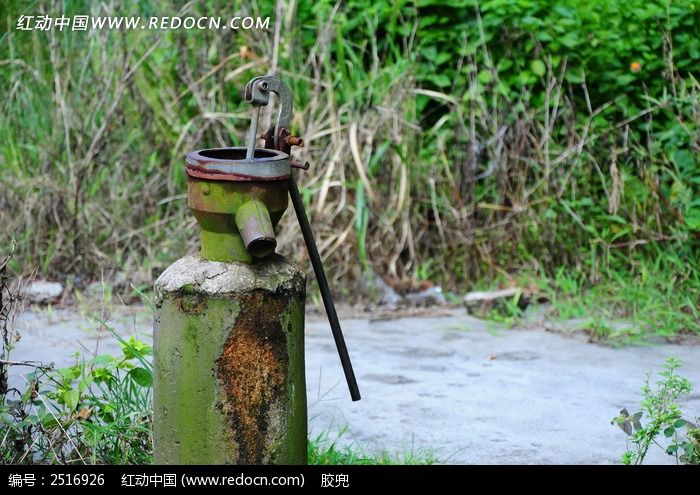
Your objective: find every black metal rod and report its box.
[288,174,361,401]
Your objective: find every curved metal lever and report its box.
[244,75,292,151]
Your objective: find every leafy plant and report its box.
[612,358,700,465]
[1,329,153,464]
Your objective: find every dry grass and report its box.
[1,0,697,302]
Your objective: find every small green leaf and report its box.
[91,354,114,366]
[423,73,451,88]
[530,60,546,77]
[62,389,80,412]
[129,367,153,388]
[685,209,700,231]
[477,69,492,84]
[673,150,694,171]
[41,413,59,428]
[673,419,686,428]
[560,32,579,48]
[497,59,513,71]
[565,68,585,84]
[121,337,153,359]
[616,75,635,85]
[664,426,676,438]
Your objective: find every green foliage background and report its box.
[0,0,698,334]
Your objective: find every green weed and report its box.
[0,328,153,464]
[612,358,700,465]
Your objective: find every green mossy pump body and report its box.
[153,255,307,464]
[187,177,289,263]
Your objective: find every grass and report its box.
[470,251,700,344]
[309,430,438,465]
[547,264,700,344]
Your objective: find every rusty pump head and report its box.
[185,76,294,263]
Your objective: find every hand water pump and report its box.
[153,75,359,465]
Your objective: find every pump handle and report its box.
[244,75,361,401]
[245,76,293,150]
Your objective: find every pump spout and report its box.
[235,199,277,258]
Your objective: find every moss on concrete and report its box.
[153,255,307,464]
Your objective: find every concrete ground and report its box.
[9,306,700,464]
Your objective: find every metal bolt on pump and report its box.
[153,75,359,465]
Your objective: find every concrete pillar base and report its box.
[153,254,307,464]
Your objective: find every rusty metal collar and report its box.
[185,147,290,181]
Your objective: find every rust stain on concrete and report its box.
[216,291,288,463]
